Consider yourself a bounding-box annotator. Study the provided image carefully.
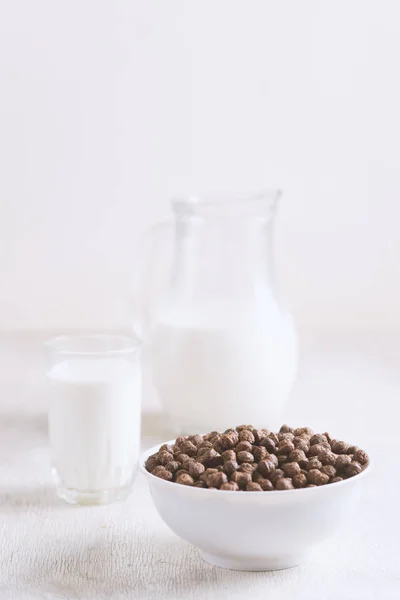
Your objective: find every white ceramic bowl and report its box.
[140,442,370,571]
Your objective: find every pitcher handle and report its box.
[130,221,173,342]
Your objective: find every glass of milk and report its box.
[45,334,141,505]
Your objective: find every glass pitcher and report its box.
[133,191,297,434]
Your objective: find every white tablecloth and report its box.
[0,333,399,599]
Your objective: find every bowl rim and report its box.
[139,439,371,497]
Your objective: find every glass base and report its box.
[56,483,132,506]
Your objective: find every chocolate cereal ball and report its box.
[282,462,301,478]
[276,478,294,490]
[307,469,329,486]
[220,482,239,491]
[236,451,254,464]
[145,454,159,472]
[231,471,252,489]
[292,473,308,488]
[246,482,262,491]
[175,473,194,486]
[187,461,205,479]
[221,449,236,462]
[152,467,173,481]
[345,461,363,477]
[353,449,369,465]
[335,454,352,470]
[331,440,350,454]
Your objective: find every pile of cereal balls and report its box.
[145,425,369,491]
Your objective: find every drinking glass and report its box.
[45,334,141,505]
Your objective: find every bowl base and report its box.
[199,550,306,572]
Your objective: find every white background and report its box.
[0,0,399,333]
